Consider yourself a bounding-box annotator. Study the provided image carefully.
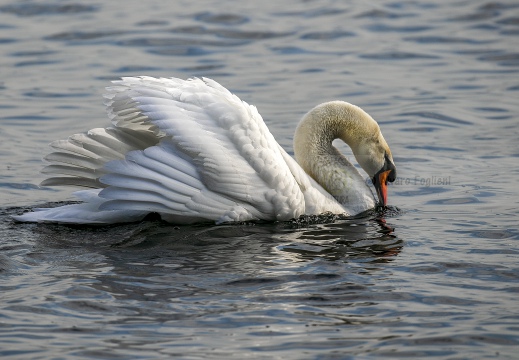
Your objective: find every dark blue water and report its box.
[1,1,518,358]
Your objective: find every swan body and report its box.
[14,77,396,225]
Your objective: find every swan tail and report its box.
[12,190,149,224]
[17,141,264,224]
[40,127,163,188]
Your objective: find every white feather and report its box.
[14,76,386,225]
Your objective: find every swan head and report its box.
[343,105,397,207]
[362,152,396,207]
[294,101,397,207]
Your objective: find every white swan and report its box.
[14,77,396,224]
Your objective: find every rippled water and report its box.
[1,0,518,358]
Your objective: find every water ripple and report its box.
[451,2,519,22]
[360,51,439,60]
[300,31,355,40]
[398,111,473,126]
[404,36,491,44]
[117,37,245,48]
[478,52,519,67]
[45,31,127,41]
[215,29,293,40]
[195,12,249,25]
[0,3,97,16]
[275,8,347,18]
[365,24,432,33]
[1,1,519,358]
[356,9,414,19]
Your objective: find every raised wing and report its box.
[91,77,306,223]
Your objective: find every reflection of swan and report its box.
[15,77,396,224]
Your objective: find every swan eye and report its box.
[384,153,397,182]
[388,169,396,182]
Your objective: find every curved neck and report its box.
[294,101,376,172]
[293,101,376,209]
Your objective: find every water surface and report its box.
[1,0,518,358]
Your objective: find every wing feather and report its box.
[30,76,308,224]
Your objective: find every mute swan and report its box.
[14,77,396,224]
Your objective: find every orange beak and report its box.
[375,170,391,207]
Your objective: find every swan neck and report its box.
[294,101,371,165]
[293,102,377,205]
